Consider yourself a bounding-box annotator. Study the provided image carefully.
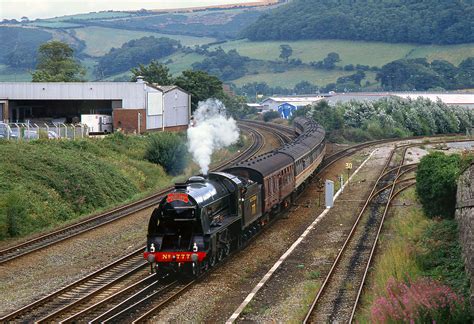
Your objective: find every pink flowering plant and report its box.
[370,277,469,323]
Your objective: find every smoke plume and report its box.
[187,99,240,175]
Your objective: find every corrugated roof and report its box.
[393,93,474,104]
[262,96,325,104]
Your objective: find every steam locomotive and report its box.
[144,118,326,276]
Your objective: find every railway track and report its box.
[239,119,295,145]
[1,129,469,321]
[0,248,146,322]
[0,124,268,266]
[0,122,280,321]
[303,146,417,323]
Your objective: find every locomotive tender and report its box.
[144,118,326,276]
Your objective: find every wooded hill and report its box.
[242,0,474,44]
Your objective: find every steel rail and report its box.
[0,124,268,321]
[0,248,144,322]
[349,180,417,322]
[90,280,181,323]
[61,274,157,323]
[303,147,412,323]
[302,147,397,323]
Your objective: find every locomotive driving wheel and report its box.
[217,229,231,261]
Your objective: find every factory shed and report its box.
[0,78,191,133]
[261,96,329,112]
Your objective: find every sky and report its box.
[0,0,259,20]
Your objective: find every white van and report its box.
[80,114,113,134]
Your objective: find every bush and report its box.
[263,111,281,122]
[145,132,187,175]
[371,277,469,323]
[0,187,30,238]
[418,220,471,297]
[416,152,466,219]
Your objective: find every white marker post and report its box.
[325,180,334,208]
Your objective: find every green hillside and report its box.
[74,27,216,57]
[243,0,474,44]
[215,39,474,67]
[0,134,169,239]
[233,68,377,88]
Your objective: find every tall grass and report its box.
[356,188,472,322]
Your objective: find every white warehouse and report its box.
[0,78,191,133]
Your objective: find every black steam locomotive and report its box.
[144,118,326,276]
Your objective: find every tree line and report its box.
[293,97,474,142]
[242,0,474,45]
[94,36,181,78]
[0,27,52,69]
[376,58,474,91]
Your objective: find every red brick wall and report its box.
[147,125,188,133]
[113,109,146,133]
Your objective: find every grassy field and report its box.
[102,51,207,80]
[233,67,378,88]
[80,58,98,81]
[0,133,169,240]
[73,26,216,56]
[45,11,134,22]
[30,21,82,28]
[215,39,474,67]
[164,52,207,75]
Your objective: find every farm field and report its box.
[46,11,134,22]
[73,27,216,56]
[164,52,207,75]
[214,39,474,67]
[233,67,378,88]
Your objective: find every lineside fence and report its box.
[0,121,89,141]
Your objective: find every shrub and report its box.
[263,111,281,122]
[1,187,30,238]
[145,132,187,175]
[418,220,471,297]
[371,277,469,323]
[415,152,465,219]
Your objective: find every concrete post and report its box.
[325,180,334,208]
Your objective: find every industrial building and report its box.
[256,92,474,119]
[260,96,329,118]
[0,78,191,133]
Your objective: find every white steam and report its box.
[187,99,240,175]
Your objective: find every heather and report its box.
[371,277,468,323]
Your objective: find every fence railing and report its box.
[0,122,89,141]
